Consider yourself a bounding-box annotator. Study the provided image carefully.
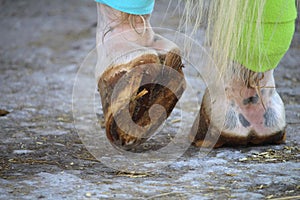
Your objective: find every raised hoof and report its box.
[98,50,186,150]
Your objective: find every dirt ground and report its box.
[0,0,299,199]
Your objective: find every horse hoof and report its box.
[190,68,286,148]
[98,49,186,150]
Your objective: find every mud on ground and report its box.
[0,0,299,199]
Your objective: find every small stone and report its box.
[239,157,248,162]
[85,192,92,197]
[0,109,9,116]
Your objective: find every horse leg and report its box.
[96,2,186,150]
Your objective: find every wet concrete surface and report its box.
[0,0,299,199]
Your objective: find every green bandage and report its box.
[234,0,297,72]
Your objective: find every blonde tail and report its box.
[181,0,266,75]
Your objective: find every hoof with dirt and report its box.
[98,50,185,150]
[190,65,286,148]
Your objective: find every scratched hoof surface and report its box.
[98,50,186,149]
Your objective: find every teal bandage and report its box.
[235,0,297,72]
[95,0,155,15]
